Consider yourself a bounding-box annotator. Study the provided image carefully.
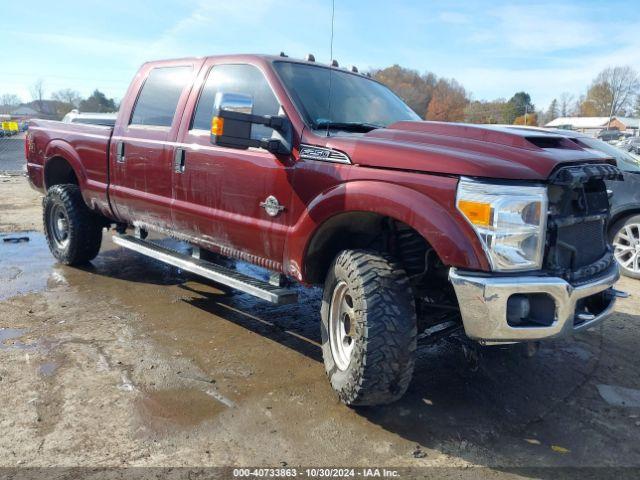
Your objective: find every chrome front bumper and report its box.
[449,265,620,343]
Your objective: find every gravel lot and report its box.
[1,169,639,477]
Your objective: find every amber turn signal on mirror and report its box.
[211,116,224,136]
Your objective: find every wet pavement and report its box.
[0,232,57,301]
[1,222,640,472]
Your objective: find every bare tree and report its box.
[582,67,640,121]
[464,99,509,124]
[603,66,639,115]
[542,99,559,125]
[0,93,21,107]
[30,79,46,112]
[51,89,82,108]
[559,92,574,117]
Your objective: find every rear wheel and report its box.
[43,184,104,265]
[610,215,640,279]
[320,250,417,406]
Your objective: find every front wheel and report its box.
[611,215,640,279]
[320,250,417,406]
[43,184,104,265]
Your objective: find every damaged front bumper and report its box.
[449,264,621,343]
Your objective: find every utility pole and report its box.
[607,90,616,131]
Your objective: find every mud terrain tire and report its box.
[321,249,417,406]
[43,184,103,265]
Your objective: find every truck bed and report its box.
[27,119,114,218]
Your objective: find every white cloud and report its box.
[476,3,605,53]
[438,11,472,25]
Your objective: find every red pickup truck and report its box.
[26,54,624,406]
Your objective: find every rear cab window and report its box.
[130,66,193,127]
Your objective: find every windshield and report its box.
[273,61,420,130]
[574,137,640,173]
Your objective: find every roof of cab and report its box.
[142,53,369,75]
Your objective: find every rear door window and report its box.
[130,66,193,127]
[191,64,280,140]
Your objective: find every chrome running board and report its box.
[112,234,298,305]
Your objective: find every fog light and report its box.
[507,293,556,327]
[507,294,530,325]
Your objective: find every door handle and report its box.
[116,141,125,163]
[174,148,186,173]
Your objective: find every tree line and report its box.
[1,79,117,119]
[371,65,640,126]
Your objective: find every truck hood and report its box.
[321,121,613,181]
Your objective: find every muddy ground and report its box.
[1,174,639,477]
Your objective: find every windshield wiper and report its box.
[314,121,382,132]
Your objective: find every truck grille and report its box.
[556,219,606,268]
[544,163,621,283]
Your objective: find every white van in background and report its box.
[62,109,117,126]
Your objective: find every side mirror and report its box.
[210,92,291,154]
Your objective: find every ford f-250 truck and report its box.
[26,54,626,406]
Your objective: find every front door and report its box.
[110,63,196,232]
[171,62,295,270]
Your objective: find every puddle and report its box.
[0,231,57,301]
[138,387,226,431]
[0,327,33,350]
[38,361,59,377]
[597,384,640,408]
[0,327,27,342]
[80,236,191,287]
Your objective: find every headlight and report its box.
[456,177,548,272]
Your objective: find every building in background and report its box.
[545,116,640,137]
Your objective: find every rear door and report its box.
[110,63,196,231]
[171,61,296,270]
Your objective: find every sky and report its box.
[1,0,639,111]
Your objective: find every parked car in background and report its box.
[598,128,623,142]
[621,137,640,154]
[505,126,640,278]
[613,138,629,148]
[573,136,640,278]
[552,131,640,278]
[61,110,117,127]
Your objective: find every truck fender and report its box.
[284,180,489,282]
[43,139,88,189]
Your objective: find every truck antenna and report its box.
[326,0,335,138]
